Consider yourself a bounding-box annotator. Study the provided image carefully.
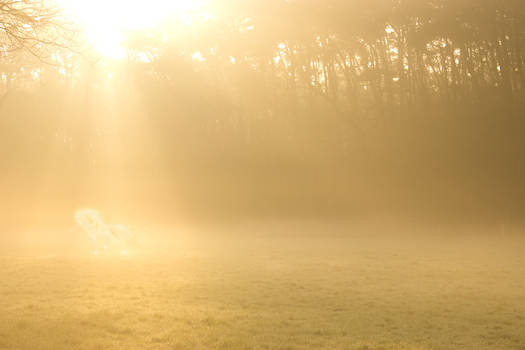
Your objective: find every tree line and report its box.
[1,0,524,223]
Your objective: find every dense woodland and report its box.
[1,0,525,227]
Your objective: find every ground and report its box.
[1,223,524,350]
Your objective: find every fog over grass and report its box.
[2,0,525,349]
[1,224,525,350]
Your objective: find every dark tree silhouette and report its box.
[2,0,525,223]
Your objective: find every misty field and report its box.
[1,224,525,350]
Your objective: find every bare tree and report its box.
[0,0,78,102]
[0,0,76,59]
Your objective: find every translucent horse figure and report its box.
[74,209,137,256]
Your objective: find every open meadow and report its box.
[1,223,524,350]
[3,0,525,349]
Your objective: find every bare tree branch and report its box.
[0,0,80,64]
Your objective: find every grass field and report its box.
[1,223,524,350]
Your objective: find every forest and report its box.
[1,0,525,228]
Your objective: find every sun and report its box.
[57,0,208,58]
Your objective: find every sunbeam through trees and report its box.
[1,2,525,349]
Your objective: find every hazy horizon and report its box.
[1,1,525,349]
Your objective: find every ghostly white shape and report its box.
[74,209,137,255]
